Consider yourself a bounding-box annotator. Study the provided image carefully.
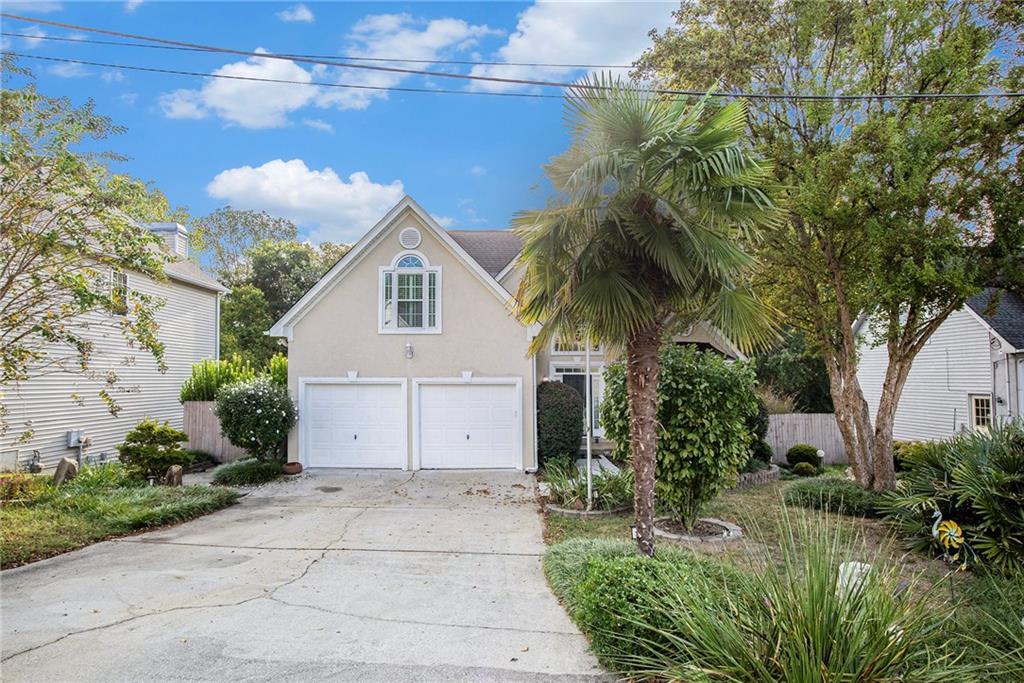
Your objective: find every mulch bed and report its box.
[657,518,729,537]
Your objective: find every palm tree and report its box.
[515,76,780,556]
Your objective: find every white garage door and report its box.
[418,382,519,469]
[305,382,405,468]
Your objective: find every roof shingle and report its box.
[966,288,1024,350]
[447,230,522,277]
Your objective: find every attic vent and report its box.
[399,227,421,249]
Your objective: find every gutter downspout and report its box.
[214,292,222,360]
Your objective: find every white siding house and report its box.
[0,223,226,471]
[858,289,1024,442]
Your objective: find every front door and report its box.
[558,371,603,438]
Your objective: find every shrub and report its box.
[116,419,193,479]
[215,376,296,460]
[603,345,758,528]
[537,380,584,467]
[571,513,956,681]
[892,439,937,472]
[792,462,818,477]
[211,458,282,486]
[786,443,821,468]
[746,396,769,441]
[265,352,288,386]
[63,462,142,492]
[179,355,256,402]
[878,420,1024,575]
[784,477,884,517]
[543,538,638,611]
[0,473,51,502]
[749,439,773,464]
[545,460,633,511]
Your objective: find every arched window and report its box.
[380,252,440,332]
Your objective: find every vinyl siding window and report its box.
[110,269,129,315]
[380,253,440,333]
[969,394,992,429]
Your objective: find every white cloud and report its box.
[159,89,206,119]
[277,3,314,23]
[49,62,90,78]
[124,0,143,13]
[119,92,138,106]
[206,159,405,243]
[101,70,125,84]
[302,118,334,133]
[468,1,674,92]
[14,25,47,49]
[469,165,487,176]
[431,214,455,228]
[316,13,499,111]
[157,49,317,128]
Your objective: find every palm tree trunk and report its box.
[625,320,664,557]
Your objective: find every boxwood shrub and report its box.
[786,443,821,468]
[784,477,885,517]
[116,419,193,479]
[603,345,758,528]
[537,380,584,467]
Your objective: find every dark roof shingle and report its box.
[966,288,1024,350]
[447,230,522,277]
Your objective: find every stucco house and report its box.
[858,288,1024,441]
[0,222,226,471]
[268,196,740,471]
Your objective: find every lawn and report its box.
[543,476,1023,680]
[1,467,239,569]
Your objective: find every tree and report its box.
[753,329,834,413]
[637,0,1024,490]
[1,64,180,436]
[191,207,297,283]
[219,284,280,366]
[514,76,780,555]
[247,239,349,321]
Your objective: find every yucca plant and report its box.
[584,509,961,681]
[514,74,781,554]
[179,355,256,402]
[878,420,1024,575]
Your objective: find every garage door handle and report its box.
[466,434,470,440]
[354,434,358,440]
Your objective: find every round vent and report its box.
[399,227,421,249]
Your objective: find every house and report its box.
[857,288,1024,441]
[0,222,226,471]
[268,196,741,470]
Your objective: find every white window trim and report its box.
[377,250,442,334]
[110,268,129,315]
[968,393,993,430]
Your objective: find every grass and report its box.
[211,458,282,486]
[0,465,239,569]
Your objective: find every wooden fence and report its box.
[182,401,247,462]
[766,413,846,464]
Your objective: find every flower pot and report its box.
[281,462,303,475]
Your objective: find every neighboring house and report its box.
[1,222,226,471]
[858,288,1024,442]
[268,196,742,471]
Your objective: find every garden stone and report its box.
[838,561,872,597]
[52,457,78,486]
[162,464,183,486]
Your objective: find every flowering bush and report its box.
[214,377,296,461]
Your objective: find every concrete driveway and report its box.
[1,470,607,682]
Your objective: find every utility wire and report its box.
[4,12,1022,101]
[0,31,635,69]
[2,51,567,100]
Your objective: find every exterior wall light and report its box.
[405,343,414,359]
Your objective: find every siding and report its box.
[857,308,992,441]
[1,272,219,470]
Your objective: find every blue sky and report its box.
[3,1,677,244]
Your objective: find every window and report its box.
[110,270,128,315]
[552,338,600,354]
[970,394,992,429]
[380,252,440,332]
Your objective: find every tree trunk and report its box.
[869,351,914,491]
[625,320,664,557]
[823,345,877,489]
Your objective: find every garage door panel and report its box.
[305,382,405,469]
[418,382,519,469]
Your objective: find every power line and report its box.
[0,31,635,69]
[1,51,566,100]
[4,12,1022,101]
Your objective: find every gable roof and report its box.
[966,288,1024,351]
[267,196,517,340]
[164,258,227,293]
[447,230,522,277]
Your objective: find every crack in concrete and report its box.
[113,538,543,557]
[264,594,582,637]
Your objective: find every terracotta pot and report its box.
[281,462,303,475]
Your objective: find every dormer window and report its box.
[379,251,441,333]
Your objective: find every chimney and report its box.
[148,222,189,258]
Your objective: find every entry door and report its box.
[419,383,519,469]
[557,370,604,438]
[305,382,405,468]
